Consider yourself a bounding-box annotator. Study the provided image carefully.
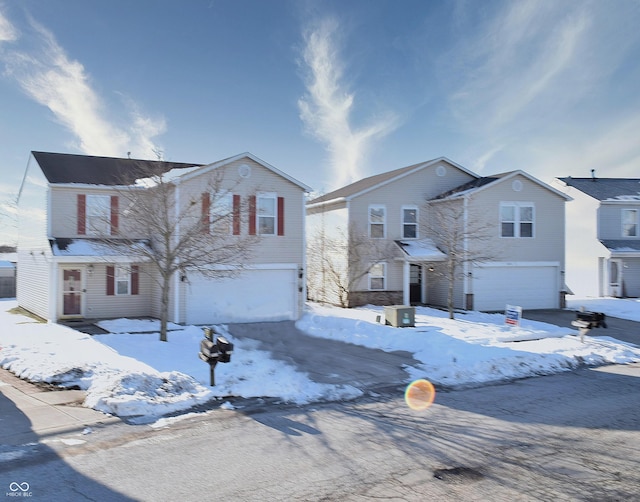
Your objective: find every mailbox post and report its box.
[199,327,234,386]
[571,310,607,342]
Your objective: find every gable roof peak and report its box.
[307,157,479,206]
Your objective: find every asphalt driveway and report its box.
[229,322,419,391]
[523,309,640,346]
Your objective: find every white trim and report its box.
[622,208,639,238]
[474,261,561,268]
[500,201,535,238]
[401,205,419,239]
[368,262,387,291]
[256,192,277,236]
[368,204,386,239]
[58,265,86,319]
[176,152,312,192]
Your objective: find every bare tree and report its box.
[308,225,396,308]
[423,199,500,319]
[100,162,257,341]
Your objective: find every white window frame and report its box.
[401,205,419,239]
[115,266,131,296]
[500,202,534,238]
[257,192,277,236]
[86,194,111,236]
[368,262,386,291]
[622,208,638,238]
[369,205,386,239]
[210,193,233,234]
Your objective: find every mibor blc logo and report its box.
[6,482,31,497]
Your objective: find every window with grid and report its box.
[369,205,386,238]
[500,203,534,238]
[622,209,638,237]
[368,262,386,290]
[402,206,418,239]
[257,194,276,235]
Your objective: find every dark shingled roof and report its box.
[601,240,640,252]
[32,151,204,185]
[430,176,500,200]
[559,177,640,201]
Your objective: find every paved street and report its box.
[2,362,639,501]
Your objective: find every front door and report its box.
[609,259,623,297]
[62,268,84,317]
[409,264,422,304]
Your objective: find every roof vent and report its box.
[591,169,596,181]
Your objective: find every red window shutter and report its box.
[106,266,115,296]
[77,194,86,235]
[233,194,241,235]
[248,195,256,235]
[110,196,119,235]
[131,265,139,295]
[201,193,210,233]
[277,197,285,236]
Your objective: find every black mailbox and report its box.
[200,338,219,361]
[216,335,233,363]
[574,311,607,329]
[199,327,234,386]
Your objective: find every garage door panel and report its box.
[186,269,296,324]
[473,265,557,311]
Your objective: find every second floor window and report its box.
[86,195,111,235]
[623,209,638,237]
[501,203,534,238]
[402,206,418,239]
[369,205,386,238]
[258,194,276,235]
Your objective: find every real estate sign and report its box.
[505,304,522,327]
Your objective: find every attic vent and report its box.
[512,180,523,192]
[238,164,251,178]
[436,165,447,177]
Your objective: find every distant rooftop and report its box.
[559,177,640,201]
[32,151,204,185]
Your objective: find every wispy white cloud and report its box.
[298,17,398,188]
[448,1,592,131]
[0,13,165,158]
[0,9,18,42]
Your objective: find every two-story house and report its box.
[17,151,310,324]
[307,158,571,311]
[555,175,640,298]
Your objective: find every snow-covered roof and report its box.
[51,238,151,256]
[558,177,640,202]
[0,253,17,263]
[395,239,447,262]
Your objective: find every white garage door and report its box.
[185,268,297,325]
[472,264,558,311]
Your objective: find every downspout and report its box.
[300,191,307,318]
[173,180,181,324]
[463,195,471,309]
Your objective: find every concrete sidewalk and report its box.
[0,367,119,446]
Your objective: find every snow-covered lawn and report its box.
[1,297,639,421]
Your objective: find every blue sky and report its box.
[1,0,640,245]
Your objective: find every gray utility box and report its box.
[384,305,415,327]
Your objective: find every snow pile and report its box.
[567,297,640,322]
[296,303,640,387]
[1,297,640,420]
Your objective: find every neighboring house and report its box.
[554,175,640,298]
[17,151,310,324]
[307,158,571,311]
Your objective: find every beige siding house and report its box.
[17,151,310,324]
[307,159,571,311]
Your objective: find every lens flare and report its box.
[405,379,436,410]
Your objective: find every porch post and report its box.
[403,260,410,305]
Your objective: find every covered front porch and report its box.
[395,239,447,306]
